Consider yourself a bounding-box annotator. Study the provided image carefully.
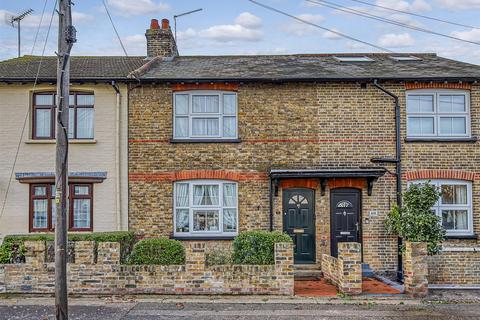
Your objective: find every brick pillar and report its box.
[0,266,5,294]
[275,242,294,295]
[185,242,206,273]
[74,241,96,264]
[338,242,362,295]
[24,241,46,265]
[97,242,121,264]
[403,241,428,298]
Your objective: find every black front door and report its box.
[330,188,361,257]
[283,188,315,264]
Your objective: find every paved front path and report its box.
[0,294,479,319]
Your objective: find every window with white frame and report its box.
[409,180,473,235]
[174,180,238,237]
[173,91,237,139]
[406,90,470,138]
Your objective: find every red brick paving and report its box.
[294,278,338,297]
[294,277,401,297]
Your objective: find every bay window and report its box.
[173,91,238,140]
[406,90,470,138]
[174,180,238,237]
[410,180,473,235]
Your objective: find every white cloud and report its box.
[199,24,262,42]
[435,0,480,10]
[193,13,263,43]
[451,29,480,42]
[106,0,169,17]
[375,0,431,12]
[177,28,197,41]
[378,33,415,47]
[322,29,342,40]
[234,12,262,29]
[72,12,94,23]
[282,14,324,36]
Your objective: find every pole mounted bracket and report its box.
[66,25,77,43]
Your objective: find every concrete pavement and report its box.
[0,294,479,319]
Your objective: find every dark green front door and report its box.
[283,188,315,264]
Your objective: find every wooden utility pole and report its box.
[55,1,76,319]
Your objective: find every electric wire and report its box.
[248,0,393,52]
[306,0,480,46]
[344,0,480,30]
[0,0,58,220]
[102,0,128,56]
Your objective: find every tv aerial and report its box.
[4,8,34,57]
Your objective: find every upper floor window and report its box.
[32,92,94,140]
[406,90,470,138]
[173,91,237,140]
[30,183,93,232]
[174,180,238,237]
[409,180,473,236]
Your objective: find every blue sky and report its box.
[1,0,480,63]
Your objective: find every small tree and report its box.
[385,181,445,254]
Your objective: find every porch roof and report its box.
[269,167,387,179]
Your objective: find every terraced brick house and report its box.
[127,19,480,284]
[0,56,144,239]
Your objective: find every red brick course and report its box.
[404,170,477,181]
[405,82,472,90]
[129,170,268,182]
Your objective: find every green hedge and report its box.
[232,231,292,265]
[0,231,135,264]
[127,238,185,265]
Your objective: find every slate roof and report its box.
[137,53,480,82]
[0,55,146,81]
[1,53,479,82]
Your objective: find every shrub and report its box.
[206,249,233,266]
[232,231,292,265]
[127,238,185,265]
[0,231,135,264]
[385,181,445,254]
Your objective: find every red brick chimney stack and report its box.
[145,18,178,58]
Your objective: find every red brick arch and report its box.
[404,170,476,181]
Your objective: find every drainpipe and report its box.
[372,80,403,281]
[111,81,122,231]
[269,177,274,231]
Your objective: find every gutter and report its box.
[110,81,122,231]
[1,77,479,84]
[371,80,403,281]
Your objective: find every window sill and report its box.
[170,138,241,144]
[170,235,237,240]
[445,234,477,240]
[405,137,477,143]
[25,139,97,144]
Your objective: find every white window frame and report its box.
[406,90,471,139]
[408,179,473,236]
[173,180,238,237]
[173,91,238,140]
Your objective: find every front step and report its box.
[362,263,374,277]
[294,264,323,280]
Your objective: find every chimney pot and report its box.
[150,19,160,29]
[161,19,170,29]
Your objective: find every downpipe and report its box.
[111,81,122,231]
[372,80,403,281]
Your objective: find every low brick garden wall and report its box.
[321,242,362,295]
[0,241,294,295]
[427,247,480,285]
